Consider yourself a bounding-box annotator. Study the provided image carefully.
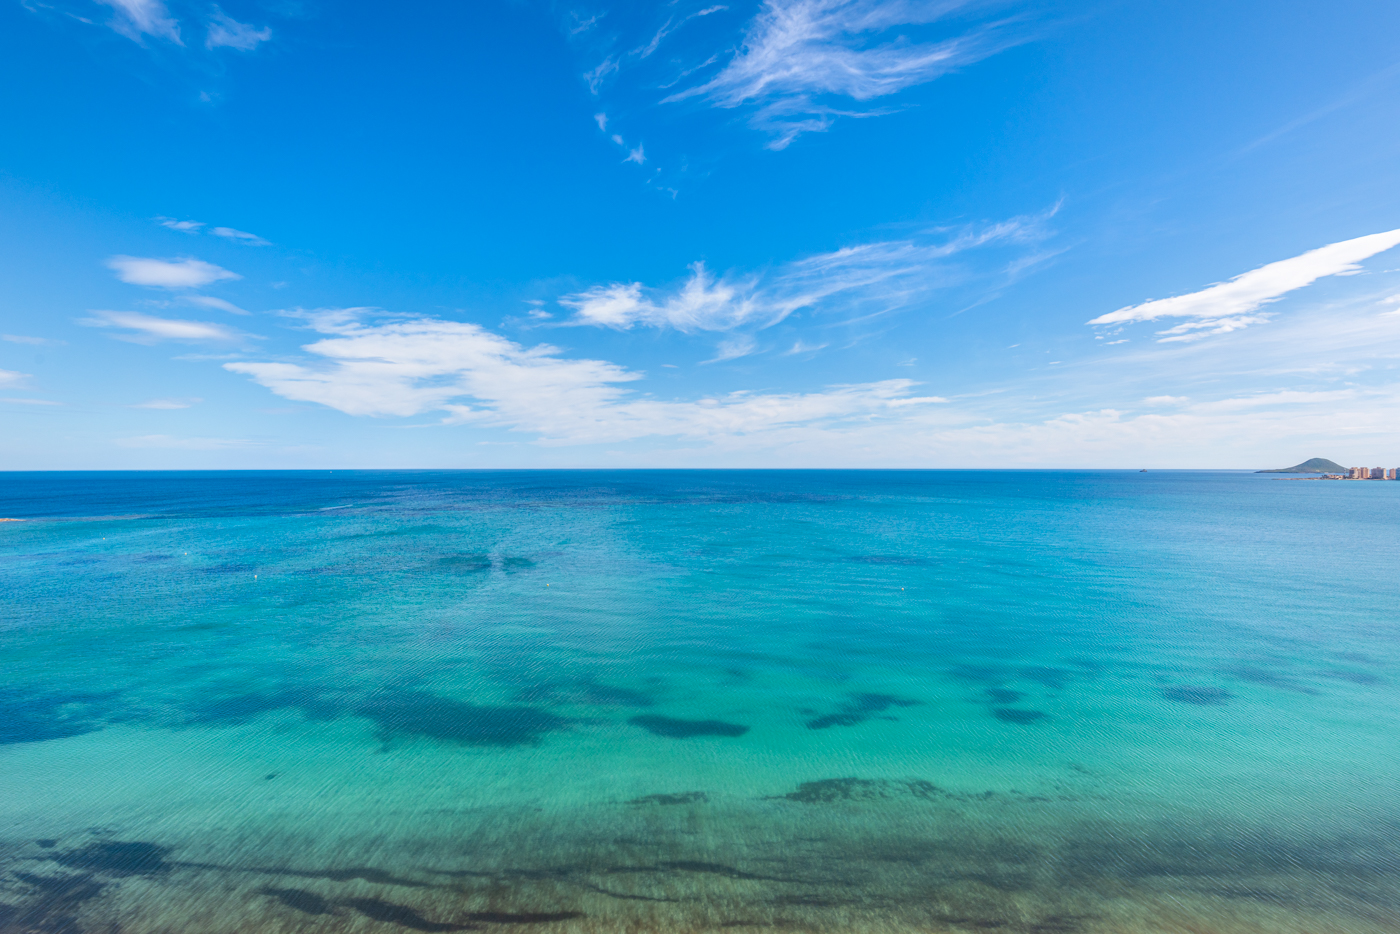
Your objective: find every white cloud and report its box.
[1,397,61,406]
[227,310,643,420]
[188,281,1400,465]
[107,255,241,288]
[633,5,728,60]
[1088,228,1400,342]
[665,0,1015,148]
[0,369,31,387]
[97,0,181,44]
[185,295,250,315]
[223,307,1397,461]
[80,311,241,343]
[569,11,603,35]
[561,262,761,332]
[3,335,55,345]
[560,215,1048,344]
[206,7,272,50]
[116,434,257,449]
[155,217,267,244]
[224,309,947,444]
[706,334,758,362]
[585,55,620,94]
[131,398,202,409]
[210,226,270,245]
[624,144,646,164]
[594,112,608,130]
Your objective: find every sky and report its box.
[2,0,1399,469]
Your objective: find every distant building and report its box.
[1372,467,1385,479]
[1349,467,1365,479]
[1390,468,1399,480]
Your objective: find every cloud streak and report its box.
[107,255,241,288]
[665,0,1017,147]
[97,0,181,45]
[1089,228,1400,342]
[559,215,1050,347]
[81,311,242,343]
[210,226,270,245]
[205,7,272,51]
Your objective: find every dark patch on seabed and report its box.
[2,871,107,934]
[465,911,583,924]
[1225,664,1319,695]
[984,687,1023,705]
[1162,685,1233,705]
[49,841,171,877]
[628,792,708,806]
[344,896,474,931]
[774,778,899,803]
[804,692,919,729]
[261,886,334,915]
[0,688,119,746]
[628,715,749,738]
[437,553,492,572]
[184,686,341,725]
[355,689,570,746]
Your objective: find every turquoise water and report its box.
[1,470,1397,934]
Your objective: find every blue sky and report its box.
[2,0,1398,468]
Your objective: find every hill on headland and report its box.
[1256,458,1347,474]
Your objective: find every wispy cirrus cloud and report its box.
[97,0,181,45]
[185,295,250,315]
[155,218,269,244]
[559,213,1052,350]
[205,7,271,51]
[80,311,243,343]
[131,397,202,409]
[157,217,204,233]
[224,309,947,443]
[107,255,241,288]
[634,5,728,60]
[664,0,1022,148]
[1088,228,1400,343]
[35,1,272,55]
[210,226,270,245]
[0,369,31,388]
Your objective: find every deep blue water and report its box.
[1,471,1397,934]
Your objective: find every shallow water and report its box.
[1,470,1397,934]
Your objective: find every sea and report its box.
[1,470,1397,934]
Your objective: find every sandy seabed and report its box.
[4,783,1396,934]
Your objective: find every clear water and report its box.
[1,470,1397,934]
